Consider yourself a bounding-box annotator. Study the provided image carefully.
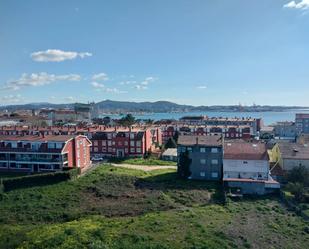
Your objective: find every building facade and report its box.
[0,135,92,173]
[272,142,309,171]
[295,113,309,135]
[177,135,223,180]
[223,141,279,195]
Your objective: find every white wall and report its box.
[223,159,269,179]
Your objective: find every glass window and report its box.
[211,148,218,153]
[200,148,206,153]
[200,172,205,177]
[136,141,141,147]
[211,159,218,165]
[211,172,218,178]
[200,159,206,164]
[130,141,135,147]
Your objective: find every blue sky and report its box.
[0,0,309,106]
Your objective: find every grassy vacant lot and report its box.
[0,165,308,249]
[110,157,177,166]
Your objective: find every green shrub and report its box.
[2,168,79,192]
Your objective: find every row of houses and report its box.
[177,135,280,195]
[161,125,252,143]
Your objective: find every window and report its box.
[130,134,135,139]
[93,140,98,146]
[200,172,205,177]
[130,141,135,147]
[187,147,192,152]
[200,148,206,153]
[94,147,98,152]
[124,141,128,146]
[211,148,218,153]
[107,141,112,146]
[211,172,218,178]
[243,161,248,164]
[200,159,206,164]
[11,142,17,148]
[136,141,141,147]
[136,148,141,153]
[130,148,135,153]
[55,143,63,149]
[211,159,218,165]
[107,134,112,139]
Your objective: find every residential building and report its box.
[295,113,309,135]
[273,121,296,139]
[161,124,252,144]
[179,116,262,135]
[0,134,92,173]
[177,135,223,180]
[272,142,309,171]
[90,127,161,158]
[223,141,280,195]
[161,148,177,162]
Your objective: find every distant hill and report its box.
[0,99,308,113]
[95,100,192,113]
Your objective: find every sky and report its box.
[0,0,309,106]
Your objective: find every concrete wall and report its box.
[223,159,269,179]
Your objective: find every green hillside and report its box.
[0,166,308,249]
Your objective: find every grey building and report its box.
[295,113,309,135]
[177,135,223,180]
[273,121,296,139]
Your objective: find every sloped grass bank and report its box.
[0,165,308,249]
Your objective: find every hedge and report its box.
[1,168,80,192]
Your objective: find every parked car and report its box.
[91,156,104,161]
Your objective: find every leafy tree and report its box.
[177,150,192,179]
[286,182,305,202]
[165,138,177,149]
[118,114,136,127]
[173,131,180,143]
[287,165,309,187]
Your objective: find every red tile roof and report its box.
[0,135,75,142]
[224,141,268,160]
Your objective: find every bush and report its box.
[2,168,80,192]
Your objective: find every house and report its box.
[0,134,92,173]
[273,121,296,140]
[295,113,309,135]
[161,148,177,162]
[90,127,161,158]
[271,142,309,171]
[177,135,223,180]
[223,141,280,195]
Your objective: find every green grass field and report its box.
[0,165,308,249]
[109,157,177,166]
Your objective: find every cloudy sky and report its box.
[0,0,309,106]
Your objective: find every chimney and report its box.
[196,136,199,145]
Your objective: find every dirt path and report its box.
[110,163,177,172]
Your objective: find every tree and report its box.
[177,150,192,179]
[173,131,180,143]
[165,138,177,149]
[118,114,135,127]
[286,182,305,202]
[287,165,309,187]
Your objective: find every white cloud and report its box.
[91,81,105,89]
[0,94,24,104]
[284,0,309,10]
[105,88,126,93]
[134,76,157,89]
[196,85,207,89]
[119,80,136,85]
[91,73,109,81]
[1,72,81,91]
[135,85,148,90]
[31,49,92,62]
[64,96,75,102]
